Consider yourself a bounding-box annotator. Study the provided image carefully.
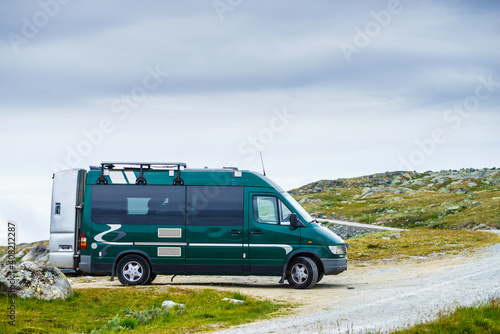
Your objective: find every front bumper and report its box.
[321,257,348,275]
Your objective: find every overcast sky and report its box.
[0,0,499,245]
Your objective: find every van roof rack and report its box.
[96,162,187,185]
[100,162,187,169]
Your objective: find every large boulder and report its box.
[0,261,73,300]
[21,243,49,264]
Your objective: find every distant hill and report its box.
[0,240,49,265]
[290,168,500,230]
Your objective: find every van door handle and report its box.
[250,230,263,235]
[230,230,242,235]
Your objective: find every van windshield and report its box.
[281,192,314,223]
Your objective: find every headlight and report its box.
[329,245,345,255]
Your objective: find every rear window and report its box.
[91,185,185,225]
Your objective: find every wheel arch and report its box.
[279,250,324,283]
[111,250,153,281]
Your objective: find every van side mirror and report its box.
[289,213,300,227]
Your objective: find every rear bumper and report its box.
[321,257,348,275]
[79,255,92,273]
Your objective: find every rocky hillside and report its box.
[0,240,49,265]
[290,168,500,230]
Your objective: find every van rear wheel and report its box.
[117,255,150,286]
[287,256,319,289]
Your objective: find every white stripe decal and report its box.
[247,244,293,255]
[189,243,242,247]
[188,243,293,255]
[109,171,127,184]
[124,170,137,184]
[94,224,133,245]
[135,242,187,246]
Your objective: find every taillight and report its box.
[80,232,87,250]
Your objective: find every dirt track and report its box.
[72,242,500,333]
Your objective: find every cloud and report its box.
[0,0,499,244]
[0,210,8,246]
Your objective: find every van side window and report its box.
[253,196,278,224]
[91,185,185,225]
[279,200,293,225]
[253,196,293,225]
[187,186,244,226]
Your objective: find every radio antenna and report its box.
[259,152,266,176]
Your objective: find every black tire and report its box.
[146,273,157,285]
[317,271,325,283]
[117,255,150,286]
[286,256,319,289]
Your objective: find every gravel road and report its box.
[215,243,500,334]
[73,237,500,334]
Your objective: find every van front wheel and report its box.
[117,255,150,286]
[287,256,319,289]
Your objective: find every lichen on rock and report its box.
[0,261,72,300]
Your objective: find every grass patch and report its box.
[1,287,289,333]
[347,229,500,262]
[391,297,500,333]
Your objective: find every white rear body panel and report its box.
[49,169,86,269]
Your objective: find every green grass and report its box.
[391,297,500,333]
[1,287,289,333]
[346,229,500,262]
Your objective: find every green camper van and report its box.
[49,162,347,289]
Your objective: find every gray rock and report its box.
[328,224,377,240]
[223,298,245,304]
[0,261,72,300]
[391,178,402,186]
[438,186,451,193]
[20,244,49,264]
[162,300,185,309]
[309,198,324,203]
[472,223,490,230]
[445,206,461,213]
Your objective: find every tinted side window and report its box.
[187,186,243,226]
[91,185,185,225]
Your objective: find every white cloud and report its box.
[0,1,499,243]
[0,210,8,246]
